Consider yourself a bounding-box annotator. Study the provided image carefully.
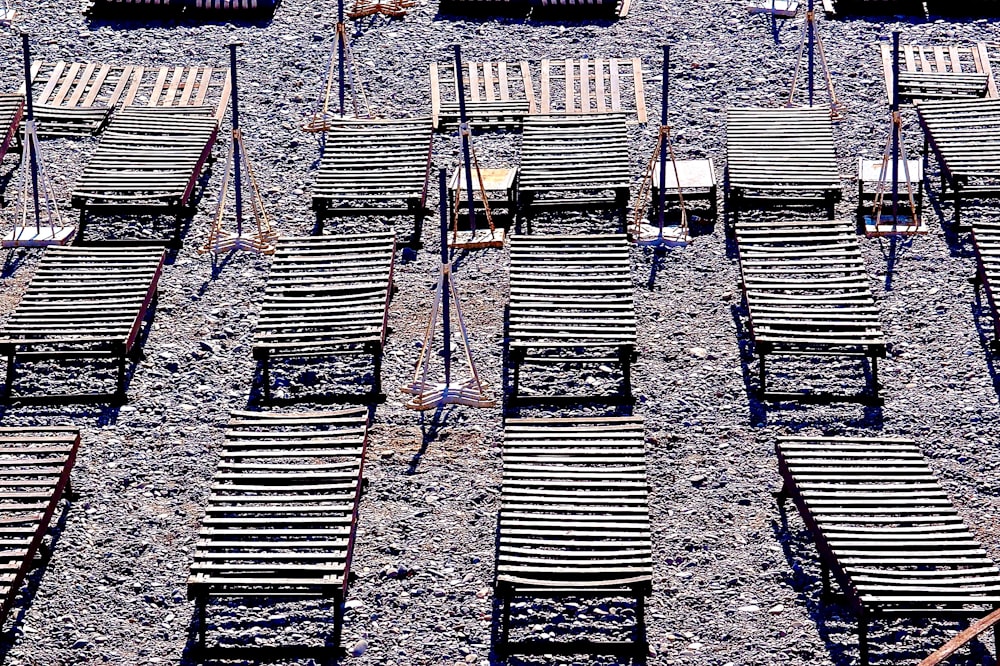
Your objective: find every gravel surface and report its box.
[0,1,999,665]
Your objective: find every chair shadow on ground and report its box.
[771,506,997,666]
[177,600,343,666]
[969,280,1000,407]
[729,303,883,429]
[0,499,74,665]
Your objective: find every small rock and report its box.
[349,638,368,656]
[769,604,784,614]
[688,347,709,359]
[688,475,707,486]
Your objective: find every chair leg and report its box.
[758,353,767,396]
[870,355,879,397]
[635,591,647,652]
[372,347,383,396]
[4,353,14,401]
[333,593,346,650]
[115,353,127,402]
[261,357,272,403]
[858,616,869,666]
[821,560,831,601]
[501,594,511,645]
[621,347,633,400]
[197,596,207,651]
[994,609,1000,660]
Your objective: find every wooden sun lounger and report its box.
[916,97,1000,227]
[0,427,79,630]
[776,435,1000,666]
[311,118,433,238]
[507,235,636,403]
[881,43,998,104]
[0,93,24,163]
[725,107,841,221]
[22,62,230,136]
[253,233,396,402]
[736,219,885,403]
[71,106,219,246]
[0,246,165,403]
[188,407,369,658]
[496,416,651,658]
[517,114,631,229]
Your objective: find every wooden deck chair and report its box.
[725,106,841,223]
[881,42,998,104]
[517,114,631,231]
[0,246,165,403]
[71,106,219,246]
[916,97,1000,228]
[188,408,370,659]
[253,233,395,402]
[0,427,79,631]
[776,435,1000,666]
[507,235,636,403]
[736,219,885,403]
[311,118,433,239]
[0,94,24,163]
[496,416,651,658]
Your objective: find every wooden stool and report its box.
[857,157,923,219]
[651,158,717,220]
[448,166,518,222]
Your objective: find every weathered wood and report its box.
[253,233,395,401]
[0,428,78,631]
[726,107,841,219]
[23,62,230,136]
[496,416,650,657]
[188,408,369,653]
[508,235,635,402]
[71,106,219,222]
[0,247,164,402]
[737,219,885,402]
[312,118,432,233]
[0,94,24,164]
[777,435,1000,666]
[518,114,630,225]
[916,97,1000,227]
[881,43,998,104]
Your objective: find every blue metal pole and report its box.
[891,30,900,221]
[658,45,669,234]
[454,45,478,233]
[438,169,451,386]
[338,0,345,117]
[21,33,40,232]
[229,43,243,237]
[807,0,814,108]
